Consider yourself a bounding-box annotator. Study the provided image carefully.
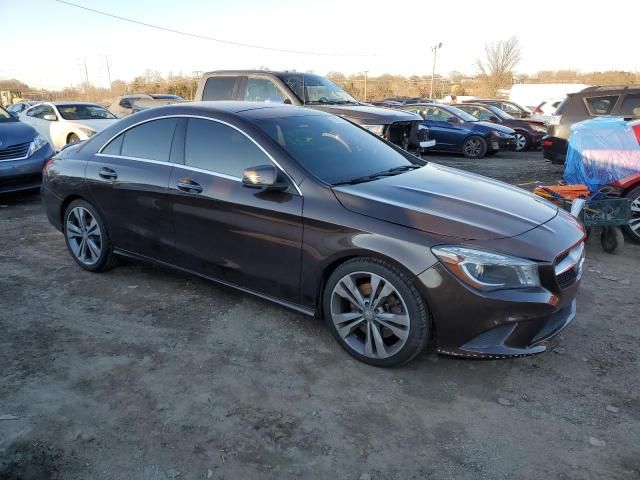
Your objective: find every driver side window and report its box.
[244,78,286,103]
[423,107,448,121]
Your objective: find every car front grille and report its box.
[0,142,30,161]
[554,242,584,289]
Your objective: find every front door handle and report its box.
[177,178,203,194]
[99,167,118,180]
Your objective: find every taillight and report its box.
[533,107,543,115]
[543,139,553,147]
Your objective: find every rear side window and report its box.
[584,95,619,115]
[202,76,238,101]
[120,118,178,161]
[102,134,123,155]
[619,94,640,116]
[184,118,270,177]
[243,77,286,103]
[555,97,569,115]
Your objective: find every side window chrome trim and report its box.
[95,153,242,182]
[97,114,302,196]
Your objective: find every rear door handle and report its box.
[99,167,118,180]
[177,178,203,194]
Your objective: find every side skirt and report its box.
[113,248,316,317]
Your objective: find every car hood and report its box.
[333,163,558,240]
[0,120,38,147]
[309,104,422,125]
[473,121,515,134]
[66,118,118,131]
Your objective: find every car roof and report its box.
[49,101,104,106]
[575,86,640,95]
[202,70,322,78]
[156,101,330,119]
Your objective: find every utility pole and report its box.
[105,56,112,91]
[429,42,443,99]
[363,70,369,101]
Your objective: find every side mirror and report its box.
[242,164,289,191]
[283,98,292,105]
[43,114,57,121]
[489,116,500,123]
[446,116,461,124]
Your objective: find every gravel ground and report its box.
[1,150,639,479]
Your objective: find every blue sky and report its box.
[2,0,639,89]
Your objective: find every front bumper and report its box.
[495,136,516,151]
[0,145,54,194]
[416,244,582,359]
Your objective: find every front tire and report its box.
[462,136,488,159]
[623,186,640,243]
[67,133,80,145]
[323,258,429,367]
[514,131,530,152]
[63,199,114,272]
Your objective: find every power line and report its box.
[54,0,373,57]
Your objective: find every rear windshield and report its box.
[253,114,416,185]
[584,95,619,116]
[57,104,116,120]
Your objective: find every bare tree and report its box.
[475,36,521,97]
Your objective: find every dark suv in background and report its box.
[543,86,640,164]
[194,71,432,151]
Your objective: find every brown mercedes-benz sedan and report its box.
[42,102,585,367]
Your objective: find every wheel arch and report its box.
[313,249,430,319]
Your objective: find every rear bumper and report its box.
[0,145,54,194]
[543,136,567,163]
[530,131,545,147]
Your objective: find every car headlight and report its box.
[431,246,540,291]
[27,135,48,157]
[492,130,512,138]
[362,124,385,136]
[79,127,97,137]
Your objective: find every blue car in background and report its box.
[397,103,516,158]
[0,106,54,194]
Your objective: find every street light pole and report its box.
[429,42,443,99]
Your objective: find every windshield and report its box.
[150,94,183,100]
[0,106,16,122]
[253,114,419,185]
[57,104,116,120]
[486,105,514,120]
[277,74,359,105]
[445,106,479,122]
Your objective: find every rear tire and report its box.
[462,136,488,159]
[63,199,114,272]
[323,258,429,367]
[622,186,640,243]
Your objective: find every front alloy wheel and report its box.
[514,131,530,152]
[324,259,429,366]
[623,186,640,243]
[462,136,487,159]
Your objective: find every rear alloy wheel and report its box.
[64,199,114,272]
[324,258,429,367]
[623,186,640,243]
[514,131,530,152]
[462,136,488,159]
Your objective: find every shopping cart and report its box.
[533,184,632,254]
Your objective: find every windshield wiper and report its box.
[333,165,420,186]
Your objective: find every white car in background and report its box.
[530,99,564,123]
[20,102,118,151]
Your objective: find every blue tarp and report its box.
[563,117,640,192]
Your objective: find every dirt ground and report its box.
[1,151,639,480]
